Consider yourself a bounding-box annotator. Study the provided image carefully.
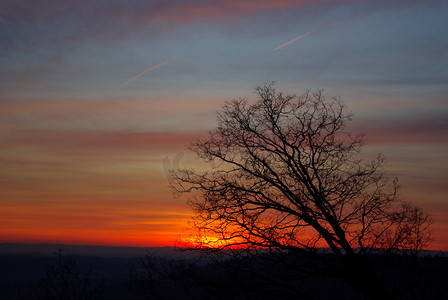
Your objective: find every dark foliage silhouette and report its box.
[126,251,448,300]
[1,247,446,300]
[127,255,161,299]
[34,248,105,300]
[171,83,432,299]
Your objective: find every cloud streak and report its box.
[272,31,312,51]
[2,129,202,155]
[121,62,167,88]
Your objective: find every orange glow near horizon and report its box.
[0,193,193,247]
[1,192,446,250]
[177,235,239,249]
[0,217,189,248]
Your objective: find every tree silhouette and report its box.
[171,83,431,299]
[36,248,105,300]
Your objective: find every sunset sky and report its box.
[1,0,447,249]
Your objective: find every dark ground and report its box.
[0,244,447,299]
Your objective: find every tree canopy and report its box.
[171,83,431,299]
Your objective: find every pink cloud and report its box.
[349,117,448,145]
[1,129,203,155]
[0,97,218,116]
[117,0,318,24]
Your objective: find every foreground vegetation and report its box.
[1,249,447,299]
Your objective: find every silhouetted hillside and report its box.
[0,243,189,258]
[0,244,447,299]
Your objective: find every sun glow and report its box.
[178,234,241,249]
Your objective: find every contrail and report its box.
[272,31,312,51]
[121,62,167,88]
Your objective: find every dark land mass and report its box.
[0,243,191,258]
[0,243,447,299]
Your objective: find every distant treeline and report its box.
[1,250,448,299]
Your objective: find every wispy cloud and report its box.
[272,31,312,51]
[120,62,167,88]
[2,129,202,155]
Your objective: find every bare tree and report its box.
[171,83,431,299]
